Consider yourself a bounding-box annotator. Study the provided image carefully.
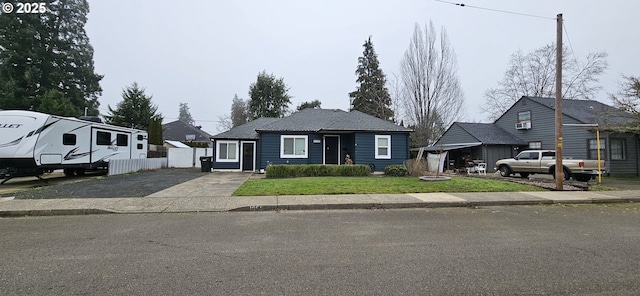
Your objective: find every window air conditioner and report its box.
[516,122,531,130]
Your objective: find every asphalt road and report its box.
[2,205,639,295]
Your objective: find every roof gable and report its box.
[455,122,526,145]
[211,117,281,139]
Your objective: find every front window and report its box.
[588,139,606,160]
[375,135,391,159]
[216,141,238,162]
[528,141,541,149]
[281,135,308,158]
[610,138,626,160]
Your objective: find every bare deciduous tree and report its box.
[608,75,640,133]
[399,22,465,147]
[483,44,608,120]
[387,73,404,125]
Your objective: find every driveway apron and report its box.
[145,172,252,198]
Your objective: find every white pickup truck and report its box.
[495,150,605,182]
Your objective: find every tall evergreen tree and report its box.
[178,102,195,125]
[297,99,322,111]
[104,82,162,130]
[147,117,163,145]
[231,94,249,127]
[0,0,103,116]
[248,71,291,119]
[349,36,393,120]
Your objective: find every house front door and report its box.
[241,142,255,171]
[324,136,339,165]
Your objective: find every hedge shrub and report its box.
[384,164,408,177]
[266,164,370,178]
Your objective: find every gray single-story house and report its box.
[429,96,640,176]
[211,108,413,172]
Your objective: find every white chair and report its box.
[477,163,487,175]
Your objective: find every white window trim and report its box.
[216,140,239,162]
[375,135,391,160]
[280,135,308,159]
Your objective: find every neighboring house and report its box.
[210,108,413,172]
[429,96,640,176]
[162,120,213,147]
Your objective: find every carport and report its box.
[412,142,482,172]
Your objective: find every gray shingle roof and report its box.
[456,122,526,145]
[527,97,634,126]
[255,109,412,133]
[163,120,213,142]
[211,117,281,139]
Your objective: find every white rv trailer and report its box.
[0,110,148,183]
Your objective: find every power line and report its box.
[562,22,581,68]
[434,0,556,20]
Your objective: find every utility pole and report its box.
[555,13,563,190]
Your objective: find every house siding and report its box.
[259,132,324,168]
[435,124,479,145]
[354,132,408,171]
[495,98,558,149]
[608,133,640,176]
[483,145,514,172]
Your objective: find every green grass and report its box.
[233,176,545,196]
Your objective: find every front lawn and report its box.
[233,176,545,196]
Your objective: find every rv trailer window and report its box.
[63,134,76,145]
[97,131,111,145]
[137,134,144,141]
[137,144,143,150]
[117,134,128,146]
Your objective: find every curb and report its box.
[2,198,637,217]
[0,208,115,217]
[229,198,636,212]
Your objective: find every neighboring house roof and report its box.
[255,109,412,133]
[164,140,190,148]
[499,96,634,126]
[212,118,281,140]
[455,122,526,145]
[163,120,212,142]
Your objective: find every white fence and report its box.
[108,158,168,176]
[167,148,213,168]
[107,148,212,176]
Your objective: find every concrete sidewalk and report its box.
[1,173,639,217]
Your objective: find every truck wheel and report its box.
[574,174,592,182]
[499,165,511,177]
[520,173,530,178]
[552,168,571,180]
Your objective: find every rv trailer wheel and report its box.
[63,169,75,177]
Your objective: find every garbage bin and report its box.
[199,156,213,172]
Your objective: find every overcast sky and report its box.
[85,0,640,134]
